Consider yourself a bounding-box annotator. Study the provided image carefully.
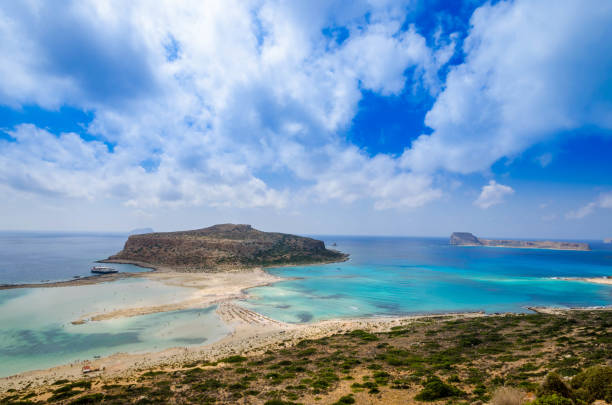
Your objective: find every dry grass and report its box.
[492,386,526,405]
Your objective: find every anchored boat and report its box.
[90,266,118,274]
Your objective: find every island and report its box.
[450,232,590,251]
[103,223,348,271]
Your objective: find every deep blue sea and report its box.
[0,233,610,377]
[242,236,612,323]
[0,231,148,284]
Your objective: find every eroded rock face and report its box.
[450,232,482,246]
[108,224,347,271]
[450,232,590,251]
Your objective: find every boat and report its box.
[82,365,101,374]
[90,266,118,274]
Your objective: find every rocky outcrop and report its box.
[129,228,154,235]
[450,232,590,251]
[107,224,348,271]
[450,232,481,246]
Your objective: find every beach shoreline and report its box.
[69,267,283,324]
[0,306,487,392]
[0,255,348,291]
[2,305,610,393]
[549,276,612,286]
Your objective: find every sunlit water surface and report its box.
[0,233,230,377]
[242,237,612,323]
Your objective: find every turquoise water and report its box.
[1,234,611,377]
[0,231,148,284]
[242,237,612,323]
[0,279,230,377]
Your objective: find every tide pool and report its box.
[0,279,230,377]
[242,237,612,323]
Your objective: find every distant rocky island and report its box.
[450,232,590,251]
[128,227,154,235]
[605,238,612,244]
[105,224,348,271]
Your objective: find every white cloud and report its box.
[536,153,553,168]
[0,0,448,211]
[0,0,610,220]
[566,192,612,219]
[401,0,612,174]
[474,180,514,209]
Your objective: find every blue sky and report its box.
[0,0,611,239]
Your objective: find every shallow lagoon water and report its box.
[0,279,230,377]
[242,237,612,323]
[1,234,611,377]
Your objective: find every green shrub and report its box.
[48,390,80,401]
[414,376,465,401]
[372,371,391,385]
[570,365,612,403]
[221,355,247,363]
[68,393,105,404]
[528,394,574,405]
[193,379,224,392]
[349,329,378,341]
[538,373,573,399]
[333,394,356,404]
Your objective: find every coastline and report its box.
[0,254,349,291]
[549,276,612,286]
[451,243,591,252]
[2,252,610,391]
[65,256,347,324]
[3,305,610,393]
[0,306,488,392]
[526,305,612,314]
[69,267,283,324]
[0,271,144,290]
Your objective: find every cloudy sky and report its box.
[1,0,611,238]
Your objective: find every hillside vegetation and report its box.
[2,310,609,404]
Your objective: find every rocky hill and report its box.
[105,224,348,271]
[450,232,590,251]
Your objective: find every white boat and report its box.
[90,266,118,274]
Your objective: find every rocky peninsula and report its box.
[104,223,348,271]
[450,232,590,251]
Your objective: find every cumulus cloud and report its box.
[401,0,612,174]
[0,0,610,217]
[566,192,612,219]
[474,180,514,209]
[0,0,449,211]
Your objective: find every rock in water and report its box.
[107,224,348,271]
[450,232,590,251]
[450,232,482,246]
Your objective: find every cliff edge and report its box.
[450,232,590,251]
[106,224,348,271]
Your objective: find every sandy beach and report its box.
[1,259,610,393]
[0,301,487,392]
[70,267,282,324]
[551,276,612,286]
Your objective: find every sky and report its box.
[0,0,611,239]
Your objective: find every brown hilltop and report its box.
[105,224,348,271]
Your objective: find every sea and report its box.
[0,232,610,377]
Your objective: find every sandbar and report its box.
[0,304,487,392]
[550,276,612,286]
